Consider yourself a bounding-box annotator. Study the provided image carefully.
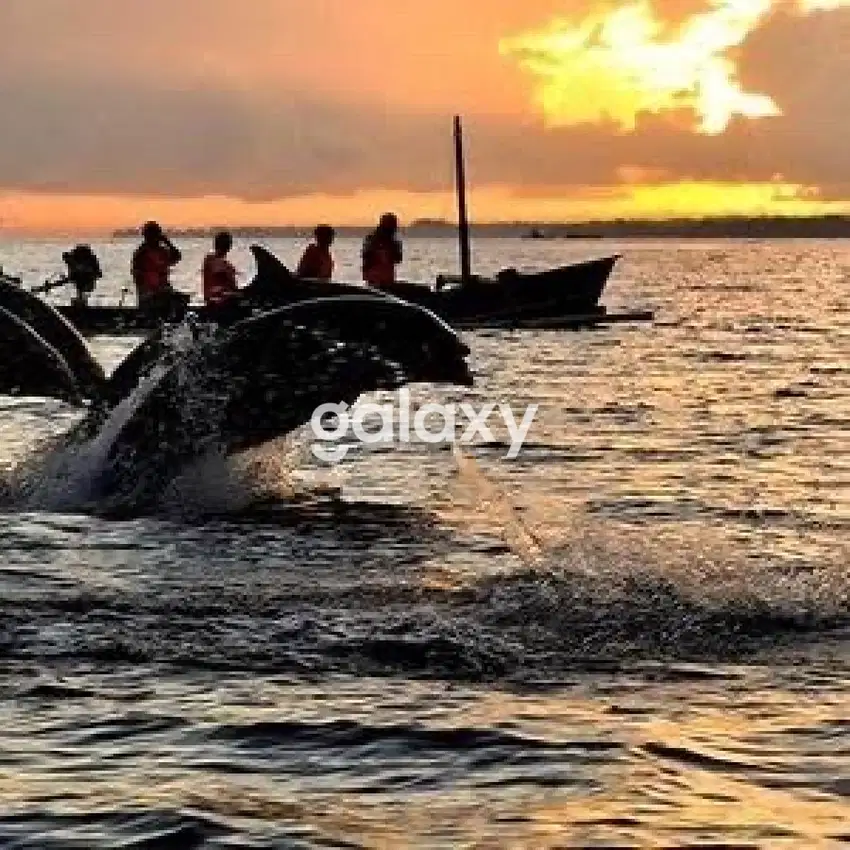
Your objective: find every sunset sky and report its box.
[1,0,849,232]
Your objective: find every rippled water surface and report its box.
[0,237,847,847]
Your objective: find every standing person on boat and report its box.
[296,225,336,280]
[202,231,239,305]
[131,220,184,313]
[362,213,402,287]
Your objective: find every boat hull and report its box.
[54,254,619,336]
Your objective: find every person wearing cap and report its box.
[297,225,336,281]
[131,220,183,310]
[362,213,402,287]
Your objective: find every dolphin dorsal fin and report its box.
[249,245,293,282]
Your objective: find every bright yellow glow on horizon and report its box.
[619,180,828,216]
[500,0,784,134]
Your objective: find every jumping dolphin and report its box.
[72,295,473,511]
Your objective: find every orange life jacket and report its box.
[297,244,334,280]
[363,239,397,287]
[134,245,172,296]
[202,253,238,304]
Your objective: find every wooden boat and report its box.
[52,246,620,336]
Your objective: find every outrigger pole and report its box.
[453,115,473,283]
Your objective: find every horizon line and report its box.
[3,213,850,239]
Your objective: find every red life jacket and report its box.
[202,253,237,304]
[134,245,172,296]
[297,244,334,280]
[362,236,398,287]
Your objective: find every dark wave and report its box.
[0,811,232,850]
[2,545,846,683]
[203,718,606,755]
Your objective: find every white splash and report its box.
[9,321,205,513]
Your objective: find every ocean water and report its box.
[0,236,847,847]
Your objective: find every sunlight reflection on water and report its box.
[0,237,847,846]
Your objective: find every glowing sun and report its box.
[500,0,785,134]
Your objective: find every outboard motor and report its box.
[62,244,103,307]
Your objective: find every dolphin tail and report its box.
[0,306,86,406]
[0,277,106,402]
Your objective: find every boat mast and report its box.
[453,115,473,283]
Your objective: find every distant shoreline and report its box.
[111,216,850,240]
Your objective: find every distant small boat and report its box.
[522,228,551,240]
[521,229,603,240]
